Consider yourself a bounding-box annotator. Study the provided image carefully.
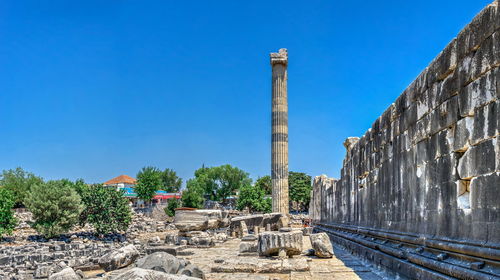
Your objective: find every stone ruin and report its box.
[310,1,500,279]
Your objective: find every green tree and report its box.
[237,184,271,213]
[193,165,252,201]
[0,188,17,238]
[79,184,132,234]
[181,179,205,208]
[136,166,162,202]
[25,180,83,238]
[289,172,312,212]
[255,175,272,195]
[164,198,180,217]
[161,168,182,192]
[0,168,43,206]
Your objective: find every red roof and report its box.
[103,175,137,185]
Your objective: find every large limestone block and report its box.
[470,172,500,210]
[458,138,497,179]
[230,213,283,234]
[471,101,499,145]
[99,244,140,272]
[458,70,497,117]
[310,232,334,258]
[48,268,80,280]
[258,231,302,257]
[136,252,185,274]
[112,268,200,280]
[174,210,222,232]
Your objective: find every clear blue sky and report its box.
[0,0,492,185]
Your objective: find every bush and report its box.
[237,184,271,213]
[0,188,17,238]
[79,184,132,234]
[25,180,83,238]
[165,198,180,217]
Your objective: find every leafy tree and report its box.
[181,179,205,208]
[79,184,132,234]
[161,168,182,192]
[236,184,271,213]
[0,188,17,238]
[193,165,252,202]
[289,172,312,212]
[164,198,180,217]
[25,180,83,238]
[0,167,43,206]
[255,175,272,195]
[136,166,162,202]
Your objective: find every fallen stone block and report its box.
[310,232,334,258]
[136,252,186,274]
[98,244,140,272]
[174,210,224,232]
[112,268,200,280]
[258,231,303,257]
[48,267,81,280]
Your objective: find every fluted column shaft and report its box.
[270,48,289,214]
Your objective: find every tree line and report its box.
[0,166,312,239]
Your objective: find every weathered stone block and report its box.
[458,70,497,117]
[458,138,497,179]
[456,3,499,60]
[453,116,474,152]
[310,232,334,258]
[98,244,139,272]
[48,267,80,280]
[471,101,499,145]
[174,210,223,232]
[428,39,457,84]
[429,95,458,135]
[470,172,500,210]
[258,231,302,257]
[136,252,184,274]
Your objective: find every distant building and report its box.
[103,174,137,189]
[103,174,181,206]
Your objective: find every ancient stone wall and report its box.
[311,1,499,278]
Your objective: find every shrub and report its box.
[0,188,17,238]
[25,180,83,238]
[165,198,180,217]
[79,185,132,234]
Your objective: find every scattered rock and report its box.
[98,244,140,271]
[178,264,205,279]
[136,252,184,274]
[48,267,81,280]
[113,268,200,280]
[310,232,334,258]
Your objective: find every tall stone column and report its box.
[270,48,289,214]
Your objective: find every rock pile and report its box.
[94,246,205,279]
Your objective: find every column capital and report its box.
[270,48,288,65]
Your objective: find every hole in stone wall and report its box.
[457,179,471,209]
